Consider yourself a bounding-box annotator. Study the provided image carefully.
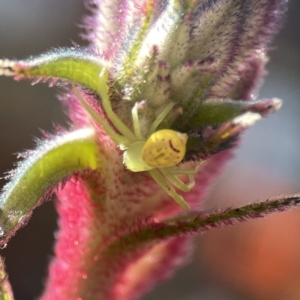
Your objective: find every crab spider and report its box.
[73,70,200,210]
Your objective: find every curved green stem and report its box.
[0,128,98,245]
[0,49,105,95]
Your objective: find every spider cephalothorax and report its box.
[74,70,200,210]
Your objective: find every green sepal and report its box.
[0,48,105,94]
[193,99,253,126]
[185,111,262,160]
[0,128,98,245]
[173,98,282,132]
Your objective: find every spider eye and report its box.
[142,129,188,168]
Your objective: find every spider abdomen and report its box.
[142,129,188,168]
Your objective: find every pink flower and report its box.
[0,1,296,299]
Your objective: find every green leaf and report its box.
[0,128,98,245]
[173,98,282,132]
[0,48,105,94]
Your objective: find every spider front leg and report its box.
[131,102,144,140]
[131,100,176,140]
[98,70,136,143]
[148,102,176,136]
[73,69,139,148]
[73,84,128,145]
[149,169,190,210]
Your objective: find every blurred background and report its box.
[0,1,299,299]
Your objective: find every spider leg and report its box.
[148,102,176,136]
[149,169,190,210]
[73,84,128,145]
[131,102,144,140]
[98,70,136,143]
[160,168,195,192]
[169,163,202,174]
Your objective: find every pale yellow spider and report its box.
[73,71,199,210]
